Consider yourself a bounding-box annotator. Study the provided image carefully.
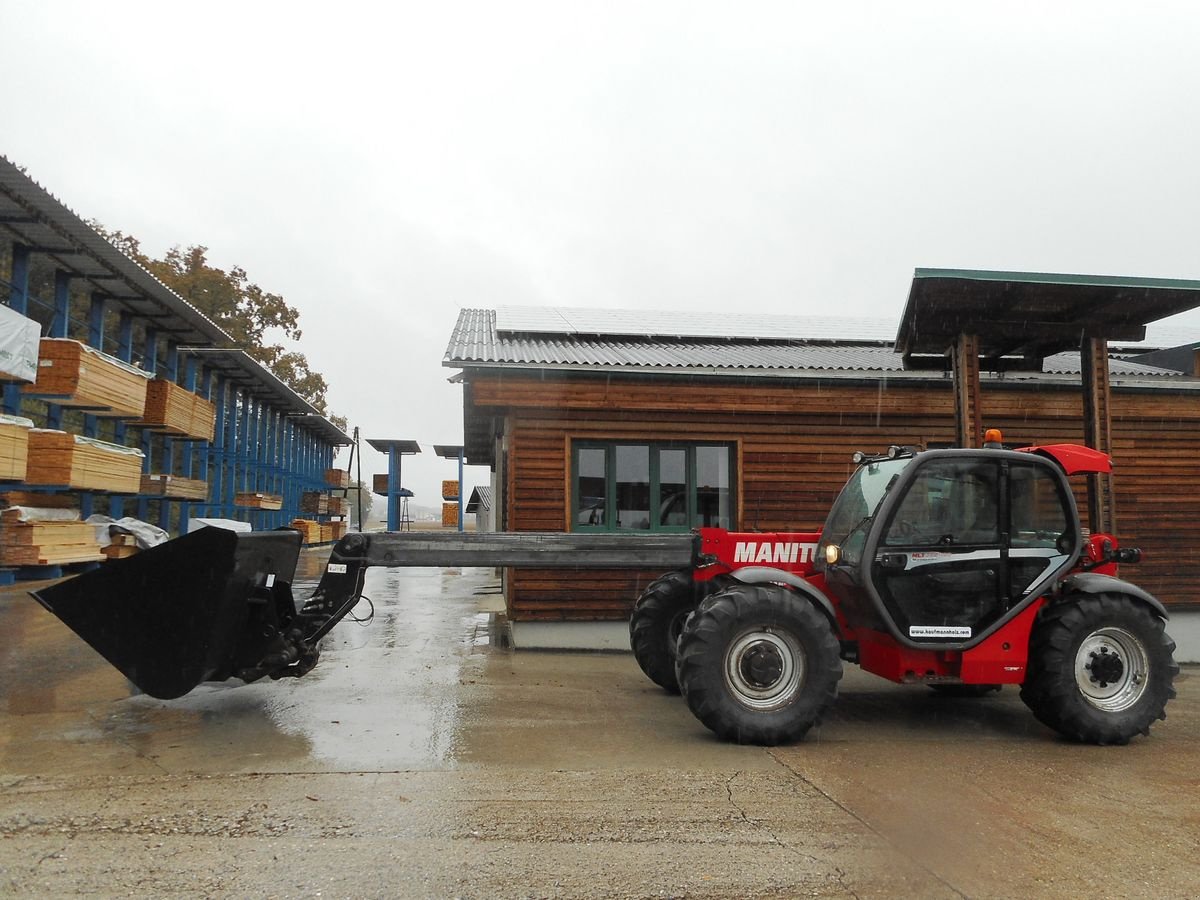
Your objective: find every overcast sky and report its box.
[4,1,1200,506]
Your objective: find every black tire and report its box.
[675,583,843,745]
[629,571,702,693]
[929,684,1002,698]
[1019,594,1178,745]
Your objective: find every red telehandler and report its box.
[31,436,1177,746]
[630,438,1177,745]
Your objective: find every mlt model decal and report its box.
[733,542,818,565]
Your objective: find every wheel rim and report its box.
[724,628,804,711]
[1074,626,1150,713]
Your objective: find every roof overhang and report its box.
[184,347,350,445]
[896,268,1200,370]
[366,438,422,455]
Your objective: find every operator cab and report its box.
[817,441,1082,648]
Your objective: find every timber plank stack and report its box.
[24,430,144,493]
[289,518,322,543]
[300,491,332,515]
[0,511,104,566]
[0,415,32,481]
[22,338,150,418]
[325,468,350,489]
[133,379,217,440]
[373,474,389,495]
[140,473,209,500]
[103,534,139,560]
[300,492,349,516]
[236,492,283,510]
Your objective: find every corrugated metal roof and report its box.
[494,305,898,343]
[446,308,1185,379]
[466,485,493,513]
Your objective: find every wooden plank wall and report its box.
[468,373,1200,620]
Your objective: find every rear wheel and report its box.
[630,571,711,693]
[1020,594,1178,744]
[676,583,842,745]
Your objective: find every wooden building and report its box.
[444,306,1200,646]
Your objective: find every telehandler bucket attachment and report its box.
[30,526,303,700]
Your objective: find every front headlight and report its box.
[824,543,841,565]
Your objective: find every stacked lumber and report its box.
[442,480,459,499]
[103,533,139,561]
[0,491,77,509]
[300,492,349,516]
[442,502,459,527]
[236,492,283,510]
[289,518,322,543]
[300,491,332,514]
[0,510,104,566]
[24,430,144,493]
[325,468,350,489]
[330,520,348,541]
[133,379,217,440]
[319,523,334,543]
[373,474,389,495]
[22,338,151,418]
[140,473,209,500]
[0,415,32,481]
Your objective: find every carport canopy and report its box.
[896,268,1200,371]
[894,268,1200,535]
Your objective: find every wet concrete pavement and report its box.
[1,551,1198,898]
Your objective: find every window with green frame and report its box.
[572,441,735,532]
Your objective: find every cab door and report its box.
[869,455,1076,646]
[871,458,1004,643]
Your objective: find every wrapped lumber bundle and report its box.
[0,304,41,382]
[330,520,348,541]
[442,480,459,500]
[139,473,209,500]
[442,502,459,527]
[235,492,283,510]
[25,430,144,493]
[0,414,33,481]
[22,338,151,418]
[288,518,322,543]
[133,379,217,440]
[300,491,332,515]
[373,473,389,495]
[325,468,350,489]
[0,507,104,566]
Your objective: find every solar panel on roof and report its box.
[493,306,897,343]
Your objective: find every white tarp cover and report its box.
[187,517,252,534]
[3,506,80,523]
[85,514,169,549]
[0,305,42,382]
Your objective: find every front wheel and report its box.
[1020,594,1178,744]
[676,583,842,745]
[630,571,703,693]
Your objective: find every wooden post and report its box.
[1081,336,1116,534]
[951,333,982,448]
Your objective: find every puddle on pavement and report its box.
[0,565,504,776]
